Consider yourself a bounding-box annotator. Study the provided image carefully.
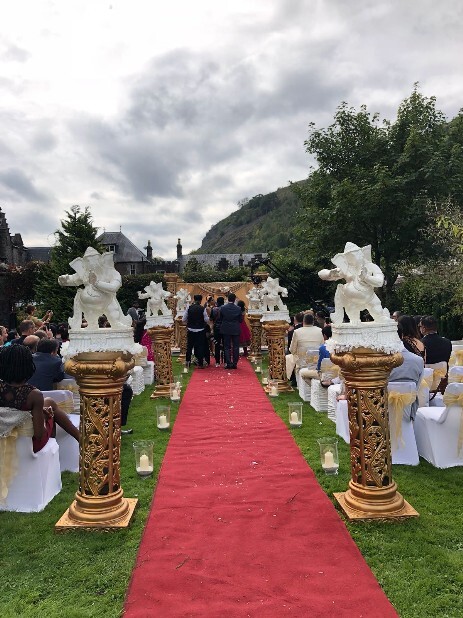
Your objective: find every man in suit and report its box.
[219,293,243,369]
[28,338,65,391]
[286,313,324,381]
[183,294,209,368]
[419,315,452,365]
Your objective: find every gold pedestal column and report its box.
[331,347,418,520]
[262,320,292,392]
[176,316,187,363]
[149,325,174,398]
[248,313,263,363]
[55,352,137,531]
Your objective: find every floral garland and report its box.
[195,281,246,297]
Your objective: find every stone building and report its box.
[175,238,267,272]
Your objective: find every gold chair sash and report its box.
[449,373,463,384]
[420,374,433,389]
[0,412,33,502]
[431,367,447,391]
[55,381,79,395]
[442,392,463,455]
[449,350,463,366]
[388,391,416,448]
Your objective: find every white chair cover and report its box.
[327,383,342,423]
[414,382,463,468]
[143,361,155,385]
[131,366,145,396]
[387,381,419,465]
[335,399,349,443]
[310,379,329,413]
[0,412,62,512]
[296,348,319,389]
[417,368,433,408]
[448,366,463,384]
[425,361,447,392]
[42,390,80,473]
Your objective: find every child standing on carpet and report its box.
[237,300,251,357]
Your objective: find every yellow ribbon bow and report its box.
[388,391,417,448]
[449,373,463,384]
[450,350,463,366]
[430,367,447,391]
[442,392,463,455]
[0,416,34,502]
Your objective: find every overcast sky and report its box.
[1,1,462,259]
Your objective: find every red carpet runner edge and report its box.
[124,359,398,618]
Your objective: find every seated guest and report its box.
[299,326,333,383]
[28,338,65,391]
[11,320,35,345]
[3,330,19,347]
[286,313,324,381]
[23,335,40,354]
[398,315,425,359]
[389,324,424,420]
[419,316,452,365]
[287,312,304,351]
[0,344,79,453]
[0,325,7,347]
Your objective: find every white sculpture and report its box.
[138,281,172,317]
[58,247,132,330]
[246,286,264,311]
[174,288,191,314]
[318,242,390,325]
[261,277,288,312]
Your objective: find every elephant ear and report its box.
[361,245,372,263]
[331,252,349,273]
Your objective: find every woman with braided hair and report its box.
[0,345,79,452]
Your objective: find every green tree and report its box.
[295,86,453,307]
[35,206,102,323]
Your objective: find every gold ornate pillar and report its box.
[331,347,419,520]
[176,316,187,363]
[148,325,174,398]
[164,274,179,349]
[55,352,137,531]
[248,313,263,362]
[262,320,292,392]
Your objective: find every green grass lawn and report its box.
[1,362,463,617]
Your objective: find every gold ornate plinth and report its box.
[55,351,137,531]
[248,314,263,362]
[176,316,187,363]
[262,320,292,392]
[331,347,418,520]
[148,325,174,398]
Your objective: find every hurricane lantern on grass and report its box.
[288,402,303,427]
[317,437,339,475]
[268,378,279,397]
[133,440,154,477]
[261,368,269,386]
[255,363,262,373]
[170,383,181,402]
[156,405,171,430]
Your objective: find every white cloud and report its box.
[0,0,462,257]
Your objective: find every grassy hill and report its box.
[197,182,304,254]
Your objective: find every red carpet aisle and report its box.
[124,361,397,618]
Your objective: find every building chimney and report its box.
[145,240,153,260]
[176,238,182,259]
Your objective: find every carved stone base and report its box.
[147,325,174,399]
[334,491,418,521]
[56,498,138,531]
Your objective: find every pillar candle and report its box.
[270,386,278,397]
[139,454,150,471]
[158,414,169,428]
[324,451,335,467]
[256,366,261,373]
[183,367,188,374]
[290,411,299,423]
[262,377,268,385]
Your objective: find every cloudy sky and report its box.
[1,1,462,259]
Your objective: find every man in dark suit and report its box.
[419,316,452,365]
[219,293,243,369]
[28,338,65,391]
[182,294,209,368]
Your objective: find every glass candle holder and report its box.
[170,383,181,402]
[317,437,339,475]
[255,363,262,373]
[174,374,184,389]
[268,379,279,397]
[288,402,303,427]
[133,440,154,477]
[261,368,269,386]
[156,405,171,430]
